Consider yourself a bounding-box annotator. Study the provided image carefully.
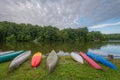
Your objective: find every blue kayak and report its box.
[0,50,24,63]
[86,52,117,70]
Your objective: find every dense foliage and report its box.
[104,34,120,40]
[0,21,119,42]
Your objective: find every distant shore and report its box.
[108,40,120,42]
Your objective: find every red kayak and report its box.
[31,52,42,68]
[79,52,102,69]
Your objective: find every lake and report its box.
[0,42,120,58]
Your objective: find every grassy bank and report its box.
[0,56,120,80]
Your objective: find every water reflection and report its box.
[0,42,120,58]
[88,43,120,59]
[0,42,89,54]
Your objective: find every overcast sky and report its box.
[0,0,120,34]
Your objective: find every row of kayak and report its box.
[71,52,117,70]
[0,50,58,73]
[0,50,117,73]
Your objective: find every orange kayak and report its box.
[31,52,42,68]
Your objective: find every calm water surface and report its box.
[0,42,120,58]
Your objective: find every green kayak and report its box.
[0,50,24,63]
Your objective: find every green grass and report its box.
[0,56,120,80]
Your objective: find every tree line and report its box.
[0,21,119,42]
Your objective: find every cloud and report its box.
[89,21,120,29]
[0,0,120,30]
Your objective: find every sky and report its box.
[0,0,120,34]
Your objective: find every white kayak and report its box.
[9,51,31,71]
[71,52,84,64]
[0,51,14,56]
[46,50,58,73]
[57,51,70,56]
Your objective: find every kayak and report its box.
[79,52,102,69]
[46,50,58,73]
[57,51,70,56]
[9,51,31,71]
[87,52,117,70]
[0,50,24,63]
[0,51,14,56]
[71,52,84,64]
[31,52,42,68]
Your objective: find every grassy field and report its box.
[0,56,120,80]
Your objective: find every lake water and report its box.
[0,42,120,58]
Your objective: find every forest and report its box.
[0,21,119,42]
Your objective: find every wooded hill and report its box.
[0,21,119,42]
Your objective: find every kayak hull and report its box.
[31,52,42,68]
[87,52,117,70]
[9,51,31,71]
[71,52,84,64]
[0,50,24,63]
[0,51,14,56]
[79,52,102,69]
[46,50,58,73]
